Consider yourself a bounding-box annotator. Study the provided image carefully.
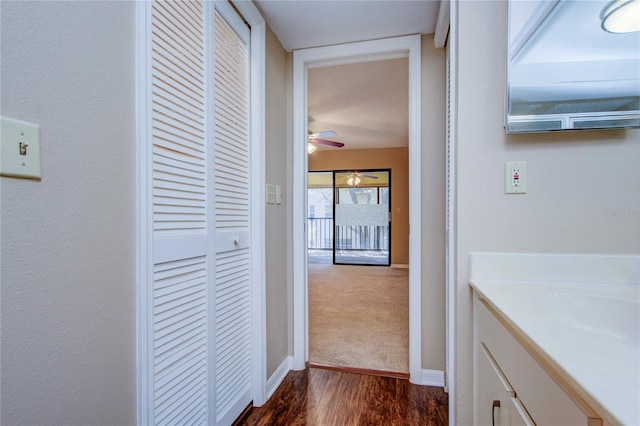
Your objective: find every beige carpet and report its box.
[308,263,409,374]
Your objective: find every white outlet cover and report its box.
[505,161,526,194]
[1,116,41,179]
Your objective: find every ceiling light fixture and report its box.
[601,0,640,33]
[346,174,361,187]
[307,142,317,154]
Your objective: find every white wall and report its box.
[453,2,640,424]
[0,2,136,424]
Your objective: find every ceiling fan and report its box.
[307,130,345,154]
[345,171,378,186]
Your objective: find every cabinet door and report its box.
[475,343,515,426]
[509,398,536,426]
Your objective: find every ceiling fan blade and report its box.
[359,173,378,179]
[315,139,344,148]
[309,130,337,139]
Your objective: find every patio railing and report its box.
[308,217,333,249]
[308,217,389,251]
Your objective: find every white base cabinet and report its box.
[473,292,602,426]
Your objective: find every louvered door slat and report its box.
[216,318,250,353]
[215,139,248,164]
[153,170,204,191]
[213,138,247,162]
[215,53,248,89]
[213,84,248,115]
[215,168,248,185]
[154,178,205,196]
[214,122,248,147]
[216,356,250,406]
[153,114,204,141]
[215,190,248,202]
[152,50,204,97]
[214,88,248,118]
[152,79,205,120]
[154,120,205,153]
[152,7,204,59]
[169,0,202,26]
[160,1,203,43]
[214,170,248,185]
[215,142,248,166]
[214,99,248,125]
[154,350,205,393]
[154,103,204,134]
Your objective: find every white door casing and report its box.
[292,35,423,383]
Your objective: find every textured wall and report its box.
[264,25,290,378]
[0,2,136,424]
[454,2,640,424]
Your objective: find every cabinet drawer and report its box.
[475,295,601,426]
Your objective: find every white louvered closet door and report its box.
[148,0,211,425]
[139,1,252,425]
[211,2,252,425]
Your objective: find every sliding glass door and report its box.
[307,172,334,264]
[334,170,390,266]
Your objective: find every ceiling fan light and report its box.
[307,142,317,154]
[354,176,361,186]
[601,0,640,33]
[347,177,354,186]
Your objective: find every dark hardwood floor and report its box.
[237,368,448,425]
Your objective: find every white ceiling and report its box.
[253,0,440,52]
[253,0,441,151]
[308,58,409,151]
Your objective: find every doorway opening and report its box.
[293,35,422,383]
[303,55,410,375]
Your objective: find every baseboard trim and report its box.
[390,264,409,269]
[421,369,445,387]
[266,356,293,399]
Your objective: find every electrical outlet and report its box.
[505,161,526,194]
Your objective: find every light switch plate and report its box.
[275,184,282,204]
[266,183,276,204]
[1,116,41,179]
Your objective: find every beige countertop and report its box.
[470,279,639,426]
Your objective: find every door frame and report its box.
[292,35,423,383]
